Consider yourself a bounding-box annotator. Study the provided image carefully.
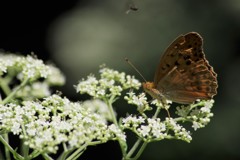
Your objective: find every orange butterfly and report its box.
[142,32,218,104]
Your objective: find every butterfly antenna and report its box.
[125,58,147,82]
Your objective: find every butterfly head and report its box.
[142,82,155,90]
[142,82,164,100]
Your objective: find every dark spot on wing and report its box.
[183,55,191,60]
[175,61,180,66]
[197,86,202,91]
[186,60,191,65]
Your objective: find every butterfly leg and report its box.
[164,105,171,118]
[160,99,171,118]
[149,98,171,118]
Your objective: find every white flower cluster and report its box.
[0,95,125,153]
[190,100,214,130]
[0,53,65,101]
[121,115,192,142]
[0,53,17,74]
[176,100,214,131]
[19,55,50,80]
[76,67,141,99]
[122,116,167,141]
[165,118,192,142]
[124,92,151,113]
[0,53,65,84]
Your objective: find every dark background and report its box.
[0,0,240,159]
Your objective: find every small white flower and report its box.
[200,106,210,113]
[137,125,151,137]
[147,118,166,139]
[192,121,200,131]
[151,124,166,139]
[122,115,145,128]
[0,54,16,74]
[18,55,51,80]
[99,78,115,87]
[11,122,22,135]
[26,123,37,136]
[109,86,123,96]
[200,100,214,113]
[124,75,141,89]
[125,92,151,113]
[97,89,106,96]
[76,75,98,97]
[68,135,78,147]
[109,124,126,142]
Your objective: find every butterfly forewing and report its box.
[148,32,218,104]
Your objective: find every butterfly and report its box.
[142,32,218,104]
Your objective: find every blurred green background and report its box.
[0,0,240,159]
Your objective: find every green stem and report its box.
[20,139,29,159]
[1,78,29,104]
[58,143,75,160]
[174,116,193,123]
[126,105,162,159]
[57,146,76,160]
[107,97,118,126]
[19,124,32,159]
[0,78,12,96]
[63,142,68,151]
[42,153,53,160]
[58,141,102,160]
[3,134,11,160]
[0,135,24,160]
[71,151,84,160]
[190,101,205,110]
[126,139,141,158]
[131,142,148,160]
[125,140,148,160]
[106,96,127,157]
[66,143,88,160]
[28,150,41,159]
